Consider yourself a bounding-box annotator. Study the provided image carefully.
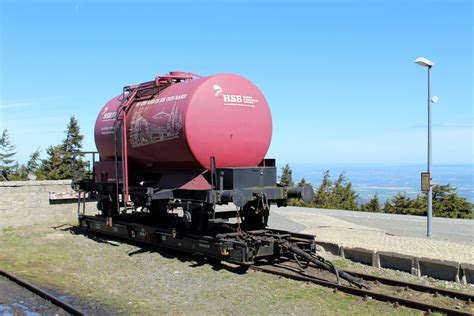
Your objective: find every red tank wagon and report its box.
[76,71,313,232]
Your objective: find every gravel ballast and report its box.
[0,275,68,315]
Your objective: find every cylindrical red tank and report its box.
[95,73,272,169]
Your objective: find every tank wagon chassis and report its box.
[75,156,321,267]
[78,213,312,265]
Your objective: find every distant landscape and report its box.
[286,163,474,203]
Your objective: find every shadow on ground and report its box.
[50,224,250,275]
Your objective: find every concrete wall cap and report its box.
[460,262,474,268]
[377,251,414,260]
[417,257,460,266]
[0,180,73,187]
[344,247,375,254]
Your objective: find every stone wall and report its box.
[0,180,97,229]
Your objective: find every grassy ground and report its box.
[0,224,426,315]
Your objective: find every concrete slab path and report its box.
[270,206,474,264]
[298,207,474,244]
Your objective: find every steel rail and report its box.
[344,269,474,302]
[250,265,472,316]
[0,269,84,316]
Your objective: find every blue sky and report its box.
[1,0,472,165]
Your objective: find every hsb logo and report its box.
[103,111,117,120]
[223,94,242,103]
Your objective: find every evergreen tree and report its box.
[381,185,472,218]
[436,192,473,218]
[61,116,86,179]
[297,177,308,187]
[432,184,454,200]
[26,148,41,176]
[279,163,294,187]
[38,116,86,180]
[330,172,358,210]
[62,116,84,154]
[9,162,27,181]
[313,170,332,208]
[339,180,358,210]
[7,148,43,181]
[0,129,17,179]
[312,171,358,210]
[331,172,345,206]
[387,193,410,214]
[384,193,421,215]
[423,184,472,218]
[37,145,66,180]
[360,193,381,212]
[411,194,426,215]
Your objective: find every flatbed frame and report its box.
[78,213,316,265]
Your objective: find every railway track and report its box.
[0,269,84,316]
[251,259,474,315]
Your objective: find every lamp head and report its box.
[415,57,434,68]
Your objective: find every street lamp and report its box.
[415,57,436,237]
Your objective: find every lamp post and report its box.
[415,57,435,237]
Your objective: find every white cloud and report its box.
[0,100,35,109]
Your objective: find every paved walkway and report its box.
[300,208,474,244]
[270,206,474,264]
